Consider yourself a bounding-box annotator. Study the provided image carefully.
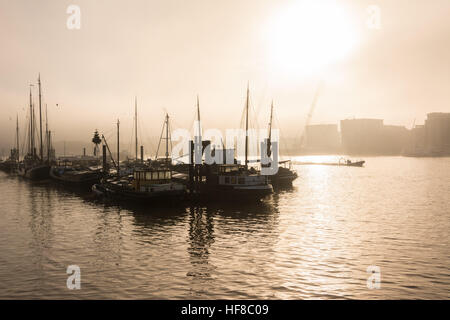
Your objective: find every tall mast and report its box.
[268,100,273,157]
[196,95,201,142]
[135,97,138,161]
[38,74,43,162]
[48,131,52,163]
[45,104,49,163]
[165,114,169,165]
[117,119,120,177]
[16,115,19,161]
[245,83,249,169]
[29,86,33,155]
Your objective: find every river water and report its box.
[0,156,449,299]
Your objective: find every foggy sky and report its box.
[1,0,449,155]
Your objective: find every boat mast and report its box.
[48,131,52,163]
[268,100,273,157]
[117,119,120,178]
[135,97,138,161]
[38,74,43,162]
[16,115,20,161]
[245,83,249,169]
[165,114,169,165]
[29,86,34,156]
[45,104,49,163]
[197,95,201,142]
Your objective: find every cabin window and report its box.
[165,171,171,179]
[231,177,236,184]
[152,172,158,180]
[159,172,166,179]
[238,178,245,185]
[225,177,230,184]
[144,172,151,180]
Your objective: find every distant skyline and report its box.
[1,0,450,153]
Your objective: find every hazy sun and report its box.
[266,1,358,77]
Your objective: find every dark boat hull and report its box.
[345,161,365,167]
[20,165,50,180]
[50,167,102,186]
[0,161,18,173]
[92,183,186,203]
[270,173,298,186]
[269,166,298,186]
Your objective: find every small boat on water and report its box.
[294,158,365,167]
[0,155,19,174]
[263,101,298,186]
[342,159,365,167]
[270,160,298,186]
[0,117,20,174]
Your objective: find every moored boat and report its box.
[196,164,273,200]
[18,74,52,180]
[93,167,186,202]
[269,160,298,186]
[50,165,103,185]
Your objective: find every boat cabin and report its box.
[214,164,269,186]
[132,168,173,191]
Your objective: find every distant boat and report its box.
[294,158,365,167]
[340,158,365,167]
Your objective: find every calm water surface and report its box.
[0,156,449,299]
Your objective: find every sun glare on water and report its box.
[266,0,359,78]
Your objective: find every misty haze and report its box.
[0,0,449,303]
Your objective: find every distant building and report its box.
[340,118,408,155]
[383,125,409,154]
[340,119,383,155]
[405,125,426,156]
[305,124,340,153]
[424,113,450,155]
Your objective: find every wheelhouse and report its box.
[215,164,269,186]
[133,169,172,183]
